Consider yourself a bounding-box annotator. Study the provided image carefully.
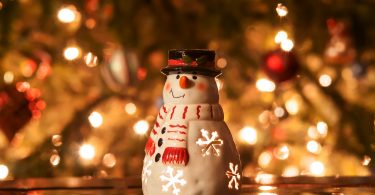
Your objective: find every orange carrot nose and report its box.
[179,76,190,89]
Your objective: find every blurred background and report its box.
[0,0,374,180]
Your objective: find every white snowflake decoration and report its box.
[196,129,223,156]
[142,159,152,184]
[226,162,241,190]
[160,166,187,195]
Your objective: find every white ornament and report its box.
[196,129,223,156]
[160,166,187,195]
[142,159,152,184]
[226,162,241,190]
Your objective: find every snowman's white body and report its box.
[142,73,242,195]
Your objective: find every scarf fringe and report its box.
[162,147,189,165]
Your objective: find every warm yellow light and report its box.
[274,30,288,44]
[88,111,103,128]
[306,140,321,154]
[316,121,328,137]
[258,193,277,195]
[362,155,371,166]
[51,134,62,147]
[307,126,319,139]
[79,144,96,160]
[276,3,288,17]
[50,154,61,166]
[281,39,294,52]
[217,58,228,69]
[274,144,289,160]
[309,161,325,176]
[57,6,77,23]
[3,71,14,84]
[319,74,332,87]
[256,78,276,92]
[124,103,137,115]
[63,46,81,60]
[134,120,149,135]
[84,52,98,67]
[282,165,299,177]
[258,185,277,191]
[0,164,9,180]
[239,126,257,145]
[102,153,117,168]
[255,172,275,184]
[285,98,299,115]
[258,151,272,168]
[274,107,285,118]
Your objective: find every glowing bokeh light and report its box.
[258,151,273,168]
[255,172,275,184]
[274,107,285,118]
[57,6,77,23]
[285,98,299,115]
[79,144,96,160]
[134,120,149,135]
[274,30,288,44]
[281,39,294,52]
[256,78,276,92]
[258,186,277,191]
[309,161,325,176]
[88,111,103,128]
[217,58,228,69]
[239,126,257,145]
[282,165,299,177]
[50,154,61,166]
[84,52,98,67]
[306,140,322,154]
[51,134,62,147]
[276,3,288,17]
[63,46,81,61]
[316,121,328,137]
[307,126,319,139]
[274,144,289,160]
[102,153,117,168]
[362,155,371,166]
[124,103,137,115]
[0,164,9,180]
[319,74,332,87]
[3,71,14,84]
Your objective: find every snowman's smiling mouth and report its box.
[170,89,185,99]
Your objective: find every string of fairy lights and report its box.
[0,1,372,182]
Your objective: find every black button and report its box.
[158,138,163,147]
[161,127,166,134]
[155,153,161,162]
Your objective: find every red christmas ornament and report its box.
[262,49,299,83]
[0,83,45,142]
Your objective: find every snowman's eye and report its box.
[176,75,180,79]
[192,75,197,80]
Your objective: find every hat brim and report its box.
[161,66,222,77]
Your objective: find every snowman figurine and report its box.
[142,49,242,195]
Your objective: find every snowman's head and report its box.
[163,71,219,104]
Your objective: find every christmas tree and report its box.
[0,0,374,180]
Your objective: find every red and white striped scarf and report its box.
[145,104,224,165]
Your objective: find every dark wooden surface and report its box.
[0,176,375,194]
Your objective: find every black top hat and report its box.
[161,49,221,77]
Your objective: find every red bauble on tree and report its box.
[261,49,299,83]
[0,83,45,142]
